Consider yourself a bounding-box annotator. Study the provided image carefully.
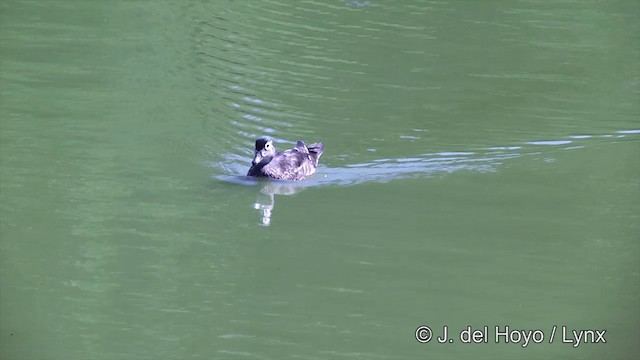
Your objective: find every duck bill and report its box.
[252,152,263,166]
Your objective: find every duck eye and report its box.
[265,143,271,149]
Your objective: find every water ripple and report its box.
[214,129,640,187]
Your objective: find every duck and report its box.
[247,137,324,181]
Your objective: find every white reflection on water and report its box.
[526,140,573,146]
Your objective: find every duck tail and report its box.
[307,143,324,165]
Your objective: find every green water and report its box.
[1,1,639,359]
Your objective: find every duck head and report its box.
[252,137,276,166]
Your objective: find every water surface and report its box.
[1,1,639,359]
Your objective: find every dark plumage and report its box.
[247,137,324,181]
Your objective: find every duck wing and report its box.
[294,141,309,154]
[261,148,317,181]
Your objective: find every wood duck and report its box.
[247,137,324,181]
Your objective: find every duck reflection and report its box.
[253,180,306,226]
